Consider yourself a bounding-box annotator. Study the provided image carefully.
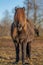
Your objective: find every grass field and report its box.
[0,37,43,65]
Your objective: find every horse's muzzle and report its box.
[17,23,22,32]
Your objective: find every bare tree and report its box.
[24,0,32,19]
[24,0,40,36]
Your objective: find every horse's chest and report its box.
[18,30,27,42]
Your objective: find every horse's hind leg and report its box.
[26,42,31,59]
[22,43,24,63]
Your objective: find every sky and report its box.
[0,0,24,20]
[0,0,43,20]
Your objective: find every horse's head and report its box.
[14,7,27,32]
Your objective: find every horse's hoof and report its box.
[12,61,18,64]
[23,63,30,65]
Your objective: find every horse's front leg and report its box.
[14,43,19,63]
[22,42,27,64]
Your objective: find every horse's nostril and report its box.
[18,23,21,28]
[18,24,22,32]
[19,24,21,28]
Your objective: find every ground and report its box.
[0,37,43,65]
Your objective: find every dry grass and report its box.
[0,37,43,65]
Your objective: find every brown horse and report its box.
[11,7,36,64]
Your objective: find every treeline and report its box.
[0,0,43,37]
[0,10,12,37]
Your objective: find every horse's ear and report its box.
[15,7,17,11]
[23,7,25,11]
